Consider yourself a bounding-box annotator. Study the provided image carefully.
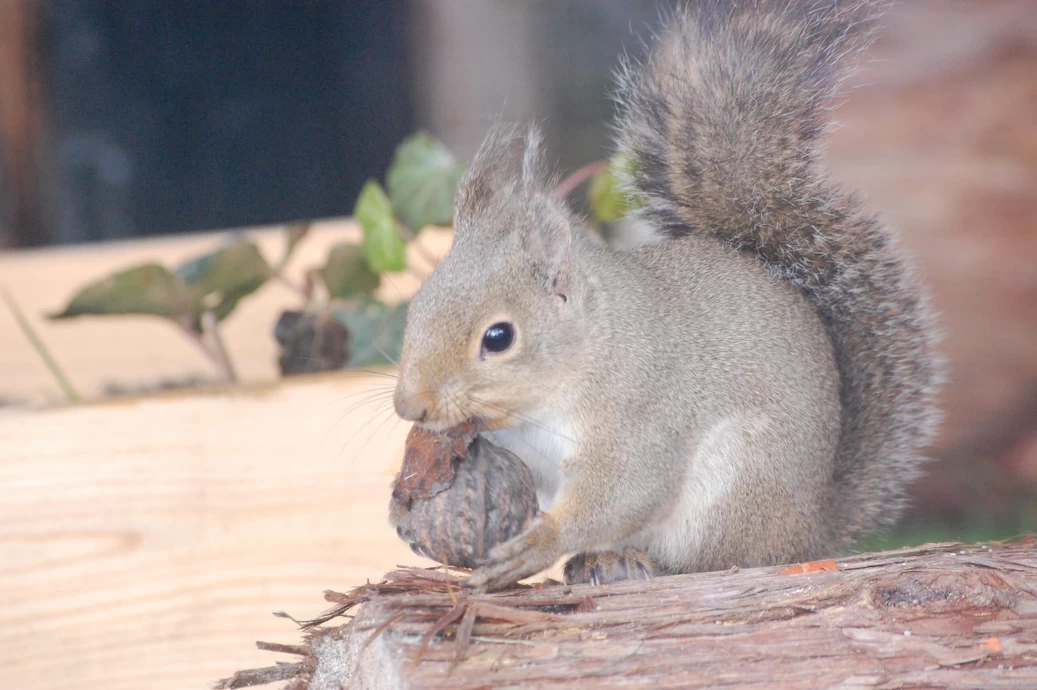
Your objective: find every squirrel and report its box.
[393,0,942,591]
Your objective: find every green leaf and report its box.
[355,179,407,273]
[280,221,311,269]
[331,299,409,368]
[589,164,637,224]
[175,241,273,328]
[386,133,464,231]
[320,242,381,298]
[50,263,195,324]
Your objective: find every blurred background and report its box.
[2,0,1037,594]
[3,2,1037,687]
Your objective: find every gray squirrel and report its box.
[393,0,942,591]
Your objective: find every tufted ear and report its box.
[453,122,524,231]
[520,128,572,292]
[454,123,571,290]
[524,193,571,276]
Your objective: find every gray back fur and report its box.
[612,0,944,543]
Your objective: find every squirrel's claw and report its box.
[465,514,560,592]
[563,547,656,586]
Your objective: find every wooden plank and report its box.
[0,220,451,405]
[0,222,567,690]
[0,220,469,689]
[0,372,432,690]
[221,540,1037,690]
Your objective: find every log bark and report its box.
[217,539,1037,689]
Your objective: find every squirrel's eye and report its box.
[481,322,515,355]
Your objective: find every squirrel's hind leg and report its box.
[563,547,656,586]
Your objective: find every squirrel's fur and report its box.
[612,0,942,545]
[394,0,942,591]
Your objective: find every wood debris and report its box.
[217,539,1037,689]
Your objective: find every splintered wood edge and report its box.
[217,538,1037,689]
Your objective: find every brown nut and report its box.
[390,432,539,568]
[392,422,477,505]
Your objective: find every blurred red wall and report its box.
[830,0,1037,530]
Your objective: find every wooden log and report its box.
[218,539,1037,689]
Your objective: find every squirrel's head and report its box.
[394,125,588,431]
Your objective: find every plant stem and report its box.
[553,159,610,199]
[274,272,309,300]
[0,284,80,402]
[179,321,235,383]
[277,220,312,272]
[201,311,239,383]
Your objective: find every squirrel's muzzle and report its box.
[394,388,429,423]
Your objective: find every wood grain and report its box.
[0,219,572,689]
[0,219,450,404]
[0,372,434,690]
[0,223,457,689]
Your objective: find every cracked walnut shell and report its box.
[389,426,539,568]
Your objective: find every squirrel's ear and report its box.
[525,194,572,286]
[521,127,572,282]
[454,122,523,228]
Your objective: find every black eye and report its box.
[481,322,515,355]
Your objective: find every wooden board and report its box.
[0,371,433,690]
[0,219,450,405]
[0,221,459,689]
[0,221,572,689]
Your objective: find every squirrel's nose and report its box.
[395,401,428,423]
[394,387,431,423]
[402,406,428,423]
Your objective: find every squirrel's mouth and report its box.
[415,413,514,434]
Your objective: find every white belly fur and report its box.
[485,411,574,511]
[489,410,767,570]
[633,414,762,568]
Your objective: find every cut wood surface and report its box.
[0,372,437,690]
[0,221,568,690]
[0,219,450,404]
[221,540,1037,690]
[0,216,451,689]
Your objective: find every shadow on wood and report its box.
[218,539,1037,689]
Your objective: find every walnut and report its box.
[389,425,539,568]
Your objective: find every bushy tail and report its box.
[613,0,943,544]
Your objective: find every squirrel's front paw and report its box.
[465,514,561,592]
[563,547,656,586]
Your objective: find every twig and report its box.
[274,272,309,301]
[1,284,80,402]
[414,602,467,664]
[178,321,234,383]
[214,663,302,689]
[553,159,610,199]
[451,605,477,672]
[201,310,239,383]
[255,641,309,656]
[277,220,313,272]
